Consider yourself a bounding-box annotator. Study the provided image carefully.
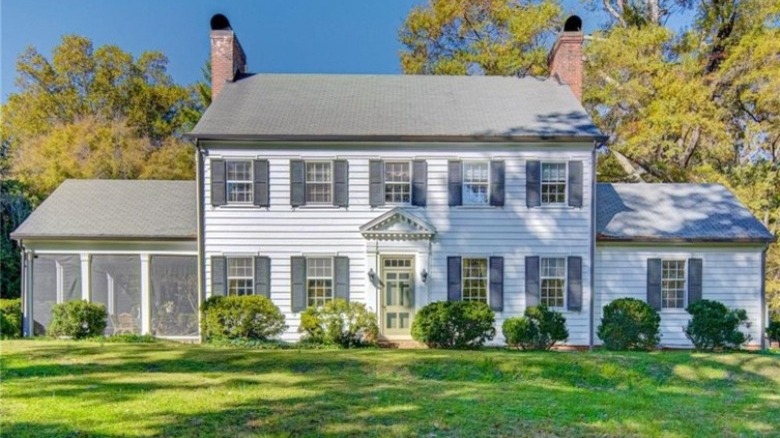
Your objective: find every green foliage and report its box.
[0,298,22,338]
[201,295,287,341]
[411,301,496,349]
[768,316,780,346]
[0,180,32,299]
[48,300,107,339]
[597,298,661,351]
[399,0,561,76]
[502,305,568,350]
[299,299,379,348]
[104,334,157,344]
[684,299,750,351]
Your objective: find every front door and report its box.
[381,257,415,338]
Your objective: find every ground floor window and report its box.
[307,257,333,307]
[91,255,141,335]
[662,260,686,309]
[150,256,198,337]
[540,257,566,308]
[31,255,81,334]
[462,258,488,303]
[227,257,254,296]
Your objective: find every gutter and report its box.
[596,234,776,244]
[761,246,768,349]
[184,133,610,143]
[589,144,597,350]
[196,142,206,344]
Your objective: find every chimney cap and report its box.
[210,14,232,31]
[563,15,582,32]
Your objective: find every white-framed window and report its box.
[463,161,490,205]
[226,160,253,204]
[540,257,566,308]
[462,258,488,303]
[541,163,567,205]
[227,257,254,296]
[385,161,411,204]
[307,257,334,307]
[305,162,333,204]
[662,260,686,309]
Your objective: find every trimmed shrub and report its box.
[201,295,287,341]
[503,305,568,350]
[768,317,780,346]
[48,300,107,339]
[597,298,660,351]
[299,299,378,348]
[684,299,750,351]
[411,301,496,349]
[0,299,22,338]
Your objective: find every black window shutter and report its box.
[369,160,385,207]
[525,256,540,307]
[254,256,271,297]
[333,160,349,207]
[489,256,504,312]
[447,256,462,301]
[567,256,583,311]
[647,258,663,311]
[290,160,305,207]
[526,161,541,207]
[688,258,703,305]
[211,256,227,296]
[490,161,505,207]
[334,256,350,301]
[211,159,226,207]
[412,160,427,207]
[291,257,307,312]
[253,159,270,207]
[448,161,462,207]
[568,161,583,208]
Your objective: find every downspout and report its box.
[589,144,597,350]
[196,142,206,343]
[19,242,28,337]
[760,245,767,349]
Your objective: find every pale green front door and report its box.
[381,257,415,337]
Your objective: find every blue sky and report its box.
[2,1,614,102]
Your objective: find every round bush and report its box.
[201,295,287,341]
[684,299,750,351]
[0,298,22,338]
[503,305,568,350]
[597,298,660,351]
[411,301,496,349]
[299,299,378,348]
[48,300,107,339]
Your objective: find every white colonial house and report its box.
[12,15,775,348]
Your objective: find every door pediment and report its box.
[360,208,436,241]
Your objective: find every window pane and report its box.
[31,255,81,335]
[226,161,253,203]
[91,255,142,335]
[227,182,252,203]
[385,162,410,182]
[541,163,567,204]
[662,260,686,309]
[305,162,332,203]
[540,257,565,308]
[307,258,333,278]
[150,256,198,336]
[463,162,490,206]
[227,258,254,296]
[462,258,488,303]
[227,161,252,181]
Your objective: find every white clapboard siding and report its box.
[203,143,595,343]
[595,245,764,347]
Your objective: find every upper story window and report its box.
[462,258,488,303]
[541,163,566,205]
[385,162,411,204]
[227,257,254,296]
[662,260,686,309]
[226,160,253,204]
[307,257,334,307]
[305,162,332,204]
[463,161,490,205]
[540,257,565,308]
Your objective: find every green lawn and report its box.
[1,340,779,437]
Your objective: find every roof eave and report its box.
[185,133,608,143]
[596,234,776,244]
[11,233,197,242]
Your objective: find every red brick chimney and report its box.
[210,14,247,102]
[548,15,584,102]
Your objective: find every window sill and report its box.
[454,205,499,210]
[294,205,345,210]
[214,204,266,209]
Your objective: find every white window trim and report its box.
[304,160,334,206]
[540,256,567,309]
[226,257,255,296]
[306,256,335,307]
[225,159,254,205]
[462,161,491,206]
[540,162,568,206]
[661,259,687,310]
[384,160,413,206]
[461,257,490,304]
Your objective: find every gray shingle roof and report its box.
[11,180,196,241]
[597,183,775,243]
[189,74,604,141]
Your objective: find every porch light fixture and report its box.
[421,269,428,283]
[368,268,377,284]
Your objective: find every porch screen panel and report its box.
[91,255,141,335]
[31,255,82,335]
[150,256,198,337]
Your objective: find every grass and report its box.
[1,340,779,437]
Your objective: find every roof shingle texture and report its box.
[11,180,196,240]
[597,183,774,243]
[189,74,603,140]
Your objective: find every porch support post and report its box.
[140,254,151,335]
[22,249,34,337]
[80,253,90,301]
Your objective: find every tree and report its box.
[399,0,561,76]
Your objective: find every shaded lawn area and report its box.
[1,340,779,437]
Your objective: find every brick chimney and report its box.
[210,14,247,102]
[548,15,584,102]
